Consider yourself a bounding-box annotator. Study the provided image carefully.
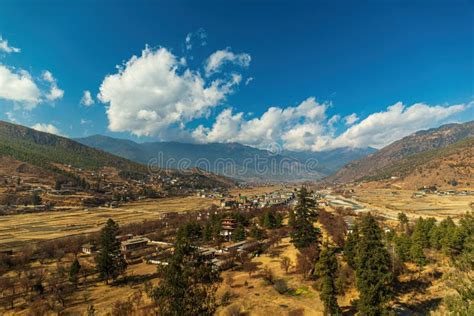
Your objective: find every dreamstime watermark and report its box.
[147,142,321,178]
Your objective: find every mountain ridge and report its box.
[324,120,474,185]
[75,135,376,182]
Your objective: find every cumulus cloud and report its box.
[205,48,251,76]
[326,102,467,149]
[42,70,64,101]
[192,99,469,151]
[31,123,65,136]
[80,90,94,106]
[98,46,242,137]
[192,97,330,150]
[0,35,20,53]
[0,65,41,108]
[344,113,359,125]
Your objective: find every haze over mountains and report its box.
[326,121,474,189]
[75,135,376,182]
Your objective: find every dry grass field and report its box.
[351,188,474,221]
[0,196,219,250]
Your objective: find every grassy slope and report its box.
[363,137,474,181]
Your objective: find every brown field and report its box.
[351,188,474,221]
[0,196,218,250]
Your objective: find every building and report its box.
[220,218,237,240]
[116,233,134,242]
[82,244,97,255]
[120,237,149,252]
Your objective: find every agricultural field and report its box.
[0,196,219,250]
[351,188,474,221]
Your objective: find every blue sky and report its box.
[0,0,473,151]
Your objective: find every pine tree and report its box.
[95,219,127,284]
[397,212,409,231]
[355,214,393,315]
[315,243,342,316]
[343,224,359,269]
[69,258,81,288]
[412,217,436,249]
[232,224,246,242]
[290,187,321,249]
[410,241,426,270]
[394,233,412,263]
[151,233,221,315]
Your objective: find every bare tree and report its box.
[280,256,292,274]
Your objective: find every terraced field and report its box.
[0,196,218,250]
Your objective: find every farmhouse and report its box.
[82,243,97,255]
[120,236,149,252]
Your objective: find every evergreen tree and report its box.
[355,214,393,315]
[397,212,409,231]
[249,225,266,240]
[95,219,127,284]
[343,224,359,269]
[151,233,221,315]
[290,187,321,249]
[203,223,213,242]
[232,224,246,242]
[69,258,81,288]
[262,210,277,229]
[412,217,436,249]
[32,192,42,205]
[394,233,412,263]
[54,180,62,190]
[410,241,426,269]
[177,222,202,242]
[315,243,342,316]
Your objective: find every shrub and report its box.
[273,278,289,294]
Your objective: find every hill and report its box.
[325,121,474,184]
[0,121,148,174]
[75,135,375,182]
[0,121,233,190]
[362,136,474,189]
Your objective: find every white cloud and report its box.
[245,77,254,86]
[31,123,65,136]
[0,65,41,108]
[205,48,251,76]
[80,119,92,125]
[98,46,242,137]
[344,113,359,125]
[192,99,470,151]
[326,102,468,149]
[80,90,94,106]
[42,70,64,101]
[192,97,330,150]
[0,36,20,54]
[185,28,207,51]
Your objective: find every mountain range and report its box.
[75,135,376,182]
[325,121,474,189]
